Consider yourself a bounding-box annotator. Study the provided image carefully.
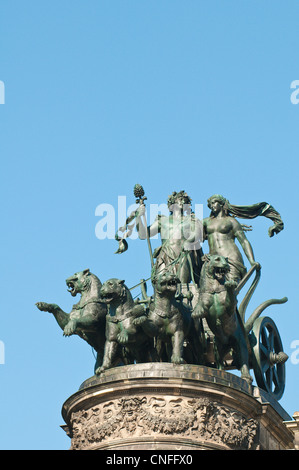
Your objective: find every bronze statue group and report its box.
[36,188,288,400]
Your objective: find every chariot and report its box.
[37,185,288,402]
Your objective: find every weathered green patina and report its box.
[96,278,155,375]
[36,269,107,372]
[36,186,289,401]
[135,271,204,365]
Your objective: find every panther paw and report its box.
[117,331,129,344]
[171,355,185,365]
[36,302,55,313]
[224,280,238,290]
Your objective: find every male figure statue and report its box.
[136,191,203,285]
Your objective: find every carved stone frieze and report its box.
[70,395,258,450]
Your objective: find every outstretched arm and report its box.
[135,205,160,239]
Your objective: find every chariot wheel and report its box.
[251,316,288,401]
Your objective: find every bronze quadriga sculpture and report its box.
[36,186,288,402]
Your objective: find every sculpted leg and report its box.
[192,303,205,319]
[134,316,159,337]
[63,319,77,336]
[213,340,226,370]
[94,351,104,374]
[235,337,253,385]
[240,363,253,385]
[36,302,69,330]
[192,293,211,320]
[96,340,118,375]
[171,331,185,364]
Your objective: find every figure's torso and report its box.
[204,216,244,265]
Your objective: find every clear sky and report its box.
[0,1,298,449]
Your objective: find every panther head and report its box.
[203,254,230,282]
[65,268,91,297]
[152,271,180,296]
[100,278,130,305]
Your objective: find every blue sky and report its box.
[0,1,298,449]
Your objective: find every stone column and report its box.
[61,363,295,450]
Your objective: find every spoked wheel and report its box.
[251,316,288,401]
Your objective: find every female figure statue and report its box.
[203,194,283,283]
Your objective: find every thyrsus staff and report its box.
[115,184,154,269]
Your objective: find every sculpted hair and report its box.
[207,194,230,217]
[167,190,192,214]
[206,195,284,237]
